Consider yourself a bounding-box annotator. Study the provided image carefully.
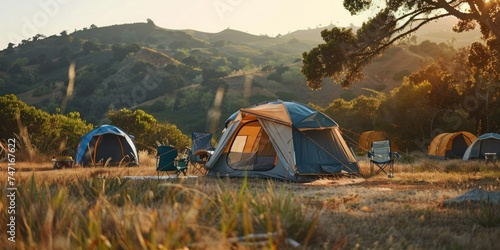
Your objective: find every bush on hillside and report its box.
[107,108,190,152]
[0,94,93,160]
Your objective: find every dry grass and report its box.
[1,156,500,249]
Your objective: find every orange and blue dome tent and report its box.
[206,100,359,182]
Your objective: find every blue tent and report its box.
[206,100,359,182]
[462,133,500,160]
[76,125,139,166]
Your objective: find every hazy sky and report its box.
[1,0,376,48]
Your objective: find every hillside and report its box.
[0,21,471,134]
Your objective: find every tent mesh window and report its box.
[227,121,277,171]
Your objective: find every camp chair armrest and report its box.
[368,151,374,158]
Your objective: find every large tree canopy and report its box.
[302,0,500,89]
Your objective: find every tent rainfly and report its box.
[427,131,477,159]
[205,100,359,182]
[462,133,500,160]
[76,125,139,166]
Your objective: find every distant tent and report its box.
[206,100,359,182]
[358,131,399,152]
[427,131,477,159]
[76,125,139,166]
[462,133,500,160]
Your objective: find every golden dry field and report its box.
[1,154,500,249]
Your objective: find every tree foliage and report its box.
[450,44,500,134]
[0,94,93,159]
[407,64,460,109]
[0,95,193,159]
[107,108,190,151]
[82,41,101,54]
[302,0,500,89]
[320,95,382,135]
[316,47,499,151]
[111,43,140,61]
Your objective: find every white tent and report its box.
[462,133,500,160]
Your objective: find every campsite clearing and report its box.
[1,159,500,249]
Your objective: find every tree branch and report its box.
[431,0,476,20]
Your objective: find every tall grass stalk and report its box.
[1,174,320,249]
[469,194,500,227]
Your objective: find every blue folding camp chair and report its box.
[187,132,215,175]
[156,145,188,178]
[368,140,400,178]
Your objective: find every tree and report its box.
[38,60,56,74]
[451,44,500,134]
[320,95,382,135]
[32,34,45,41]
[0,60,10,72]
[302,0,500,89]
[0,95,92,159]
[407,63,460,109]
[9,57,29,74]
[107,108,189,151]
[130,61,154,74]
[37,53,47,64]
[111,44,140,61]
[182,55,200,68]
[82,41,100,54]
[4,42,15,55]
[376,79,435,150]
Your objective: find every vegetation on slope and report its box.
[0,21,460,133]
[0,95,188,161]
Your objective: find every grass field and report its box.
[1,155,500,249]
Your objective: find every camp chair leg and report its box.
[370,161,394,178]
[174,168,187,177]
[373,163,385,175]
[388,162,394,178]
[190,162,207,176]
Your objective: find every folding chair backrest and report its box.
[371,140,391,163]
[156,145,178,172]
[192,132,214,152]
